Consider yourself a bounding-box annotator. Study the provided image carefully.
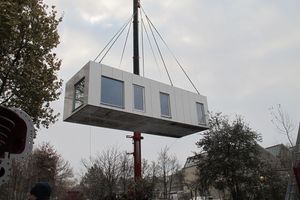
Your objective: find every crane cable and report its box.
[141,6,200,94]
[144,12,173,86]
[94,14,134,63]
[119,20,132,68]
[140,13,162,79]
[140,9,145,77]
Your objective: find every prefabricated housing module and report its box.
[63,61,209,138]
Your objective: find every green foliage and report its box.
[0,0,62,128]
[80,163,107,199]
[196,113,263,199]
[253,163,289,200]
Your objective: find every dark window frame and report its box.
[73,78,85,111]
[160,92,171,118]
[100,76,125,109]
[196,102,205,125]
[133,84,145,112]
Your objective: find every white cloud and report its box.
[37,0,300,174]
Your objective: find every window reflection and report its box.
[101,76,124,108]
[133,84,145,111]
[73,78,85,110]
[196,102,205,124]
[160,92,171,117]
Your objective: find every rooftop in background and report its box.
[266,144,291,158]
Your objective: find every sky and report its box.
[38,0,300,177]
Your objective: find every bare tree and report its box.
[0,142,74,200]
[81,147,126,199]
[269,105,299,199]
[96,148,122,198]
[270,104,295,147]
[119,152,133,194]
[157,146,181,199]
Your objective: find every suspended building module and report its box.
[63,61,208,138]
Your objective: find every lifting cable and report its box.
[140,9,145,77]
[94,14,134,63]
[99,19,132,64]
[119,20,132,68]
[144,13,173,86]
[141,6,200,94]
[140,14,163,79]
[93,5,200,95]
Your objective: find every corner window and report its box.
[133,84,145,111]
[101,76,124,108]
[160,92,171,117]
[196,102,205,124]
[73,78,85,110]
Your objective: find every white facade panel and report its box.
[123,72,133,112]
[182,90,192,124]
[143,80,152,115]
[63,61,209,138]
[150,81,160,118]
[88,62,100,106]
[101,64,113,77]
[174,89,184,122]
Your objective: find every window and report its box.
[196,102,205,124]
[160,92,171,117]
[101,76,124,108]
[73,78,85,110]
[133,84,145,111]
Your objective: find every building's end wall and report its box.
[63,63,90,121]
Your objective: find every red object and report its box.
[293,161,300,192]
[133,132,143,180]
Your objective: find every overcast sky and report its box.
[38,0,300,177]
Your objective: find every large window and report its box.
[73,78,85,110]
[160,92,171,117]
[101,76,124,108]
[133,84,145,111]
[196,102,205,124]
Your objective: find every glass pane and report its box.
[196,102,205,124]
[101,76,124,108]
[133,84,145,111]
[160,92,171,117]
[73,78,85,110]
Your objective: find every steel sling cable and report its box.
[99,18,133,64]
[140,14,162,79]
[119,20,132,68]
[145,14,174,86]
[140,9,145,77]
[141,6,200,94]
[94,14,134,62]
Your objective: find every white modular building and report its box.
[63,61,208,138]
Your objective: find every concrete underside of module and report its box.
[64,104,207,138]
